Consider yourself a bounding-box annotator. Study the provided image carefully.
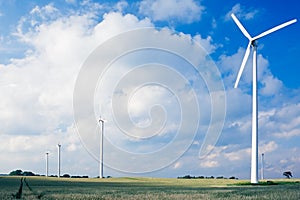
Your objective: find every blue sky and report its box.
[0,0,299,180]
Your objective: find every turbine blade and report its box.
[231,13,252,40]
[234,42,251,88]
[253,19,297,40]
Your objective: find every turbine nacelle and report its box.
[251,40,258,47]
[231,13,297,88]
[99,116,106,123]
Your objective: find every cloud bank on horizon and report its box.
[0,0,299,179]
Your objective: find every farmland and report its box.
[0,176,299,199]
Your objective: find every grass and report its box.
[0,176,299,199]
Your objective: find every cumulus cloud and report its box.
[30,3,58,16]
[74,24,225,173]
[200,160,219,168]
[0,125,83,174]
[260,75,283,96]
[193,34,217,54]
[263,103,300,139]
[0,1,224,176]
[115,0,128,13]
[197,144,251,175]
[259,141,278,153]
[224,147,251,161]
[139,0,205,24]
[225,3,259,21]
[0,3,153,174]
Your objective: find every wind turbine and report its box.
[261,153,265,180]
[98,117,105,178]
[57,144,61,178]
[231,13,297,184]
[45,152,49,177]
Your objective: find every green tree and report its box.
[283,171,293,178]
[9,169,23,176]
[23,171,35,176]
[62,174,70,178]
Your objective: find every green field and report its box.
[0,176,299,199]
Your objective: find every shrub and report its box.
[9,169,23,176]
[23,171,35,176]
[62,174,70,178]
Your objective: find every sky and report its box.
[0,0,299,180]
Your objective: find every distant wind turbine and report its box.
[231,13,297,184]
[57,144,61,178]
[99,117,106,178]
[261,153,265,180]
[45,152,49,177]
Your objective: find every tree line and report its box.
[177,175,238,179]
[8,169,88,178]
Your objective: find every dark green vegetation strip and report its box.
[0,176,299,199]
[232,180,300,186]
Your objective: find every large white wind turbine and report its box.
[231,13,297,184]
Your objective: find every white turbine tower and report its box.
[57,144,61,178]
[99,117,105,178]
[231,13,297,184]
[261,153,265,180]
[45,152,49,177]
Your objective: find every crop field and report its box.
[0,176,299,199]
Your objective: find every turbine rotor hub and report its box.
[251,40,258,47]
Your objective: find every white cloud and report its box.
[173,162,182,169]
[224,147,251,161]
[65,0,76,4]
[211,18,217,29]
[260,75,283,96]
[0,1,226,176]
[93,12,152,40]
[200,160,219,168]
[225,3,259,21]
[0,3,155,174]
[67,143,78,152]
[79,26,225,173]
[257,103,300,139]
[0,125,86,174]
[259,141,278,153]
[280,159,288,164]
[30,3,58,15]
[211,145,249,161]
[193,34,217,54]
[139,0,204,24]
[225,88,251,120]
[115,0,128,13]
[275,129,300,138]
